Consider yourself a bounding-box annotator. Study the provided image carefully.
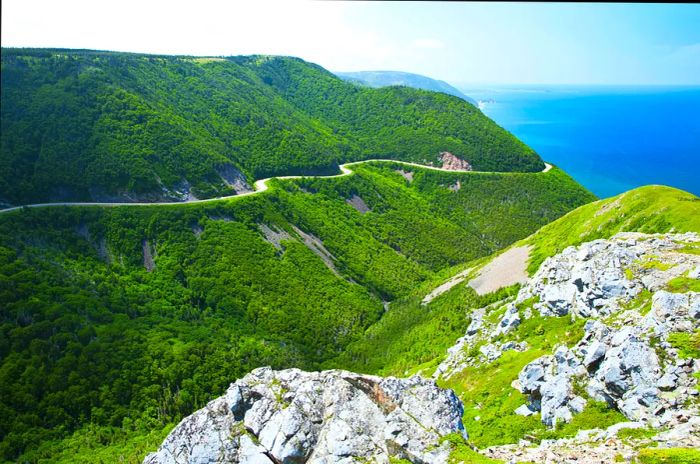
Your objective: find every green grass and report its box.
[668,331,700,359]
[636,447,700,464]
[620,288,653,315]
[329,284,521,376]
[674,244,700,255]
[442,433,504,463]
[665,276,700,293]
[617,427,658,441]
[389,458,413,464]
[523,185,700,275]
[538,401,627,441]
[637,257,673,271]
[440,314,587,448]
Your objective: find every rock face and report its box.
[439,151,472,171]
[511,233,700,429]
[437,232,700,432]
[217,164,253,194]
[516,291,700,428]
[519,232,700,319]
[144,367,466,464]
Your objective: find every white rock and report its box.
[514,404,537,417]
[144,368,466,464]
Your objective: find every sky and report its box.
[2,1,700,85]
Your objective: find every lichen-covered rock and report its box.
[518,232,700,319]
[437,232,699,436]
[144,368,466,464]
[512,234,700,430]
[516,347,588,427]
[495,303,521,335]
[516,291,699,428]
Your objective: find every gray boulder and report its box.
[495,304,521,335]
[644,291,700,336]
[517,232,700,320]
[144,367,466,464]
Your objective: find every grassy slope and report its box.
[1,49,542,205]
[330,184,700,449]
[0,164,590,461]
[524,185,700,274]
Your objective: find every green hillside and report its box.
[523,184,700,274]
[331,184,700,448]
[0,163,590,461]
[0,49,542,206]
[335,185,700,377]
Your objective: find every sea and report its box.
[460,85,700,199]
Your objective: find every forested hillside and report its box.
[0,163,591,461]
[0,49,542,205]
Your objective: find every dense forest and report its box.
[0,163,593,461]
[0,49,542,205]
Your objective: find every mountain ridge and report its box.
[335,70,477,105]
[1,48,540,205]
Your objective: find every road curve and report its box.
[0,160,553,214]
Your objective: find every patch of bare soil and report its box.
[258,223,293,251]
[422,267,473,305]
[440,151,472,171]
[292,225,338,275]
[346,195,371,214]
[142,239,156,272]
[395,169,414,182]
[468,245,531,295]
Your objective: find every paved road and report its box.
[0,160,553,214]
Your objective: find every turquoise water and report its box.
[461,85,700,198]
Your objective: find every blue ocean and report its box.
[460,85,700,198]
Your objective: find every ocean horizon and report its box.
[459,84,700,198]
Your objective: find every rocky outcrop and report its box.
[345,194,371,214]
[145,367,466,464]
[437,232,699,432]
[484,416,700,464]
[217,164,253,194]
[439,152,472,171]
[511,233,700,429]
[516,291,699,428]
[395,169,414,182]
[258,223,293,252]
[518,232,700,319]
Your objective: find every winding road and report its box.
[0,160,553,214]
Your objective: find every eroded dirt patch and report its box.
[468,245,531,295]
[346,195,371,214]
[258,223,293,251]
[292,225,338,275]
[395,169,414,182]
[422,267,473,305]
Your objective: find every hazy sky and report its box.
[3,1,700,85]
